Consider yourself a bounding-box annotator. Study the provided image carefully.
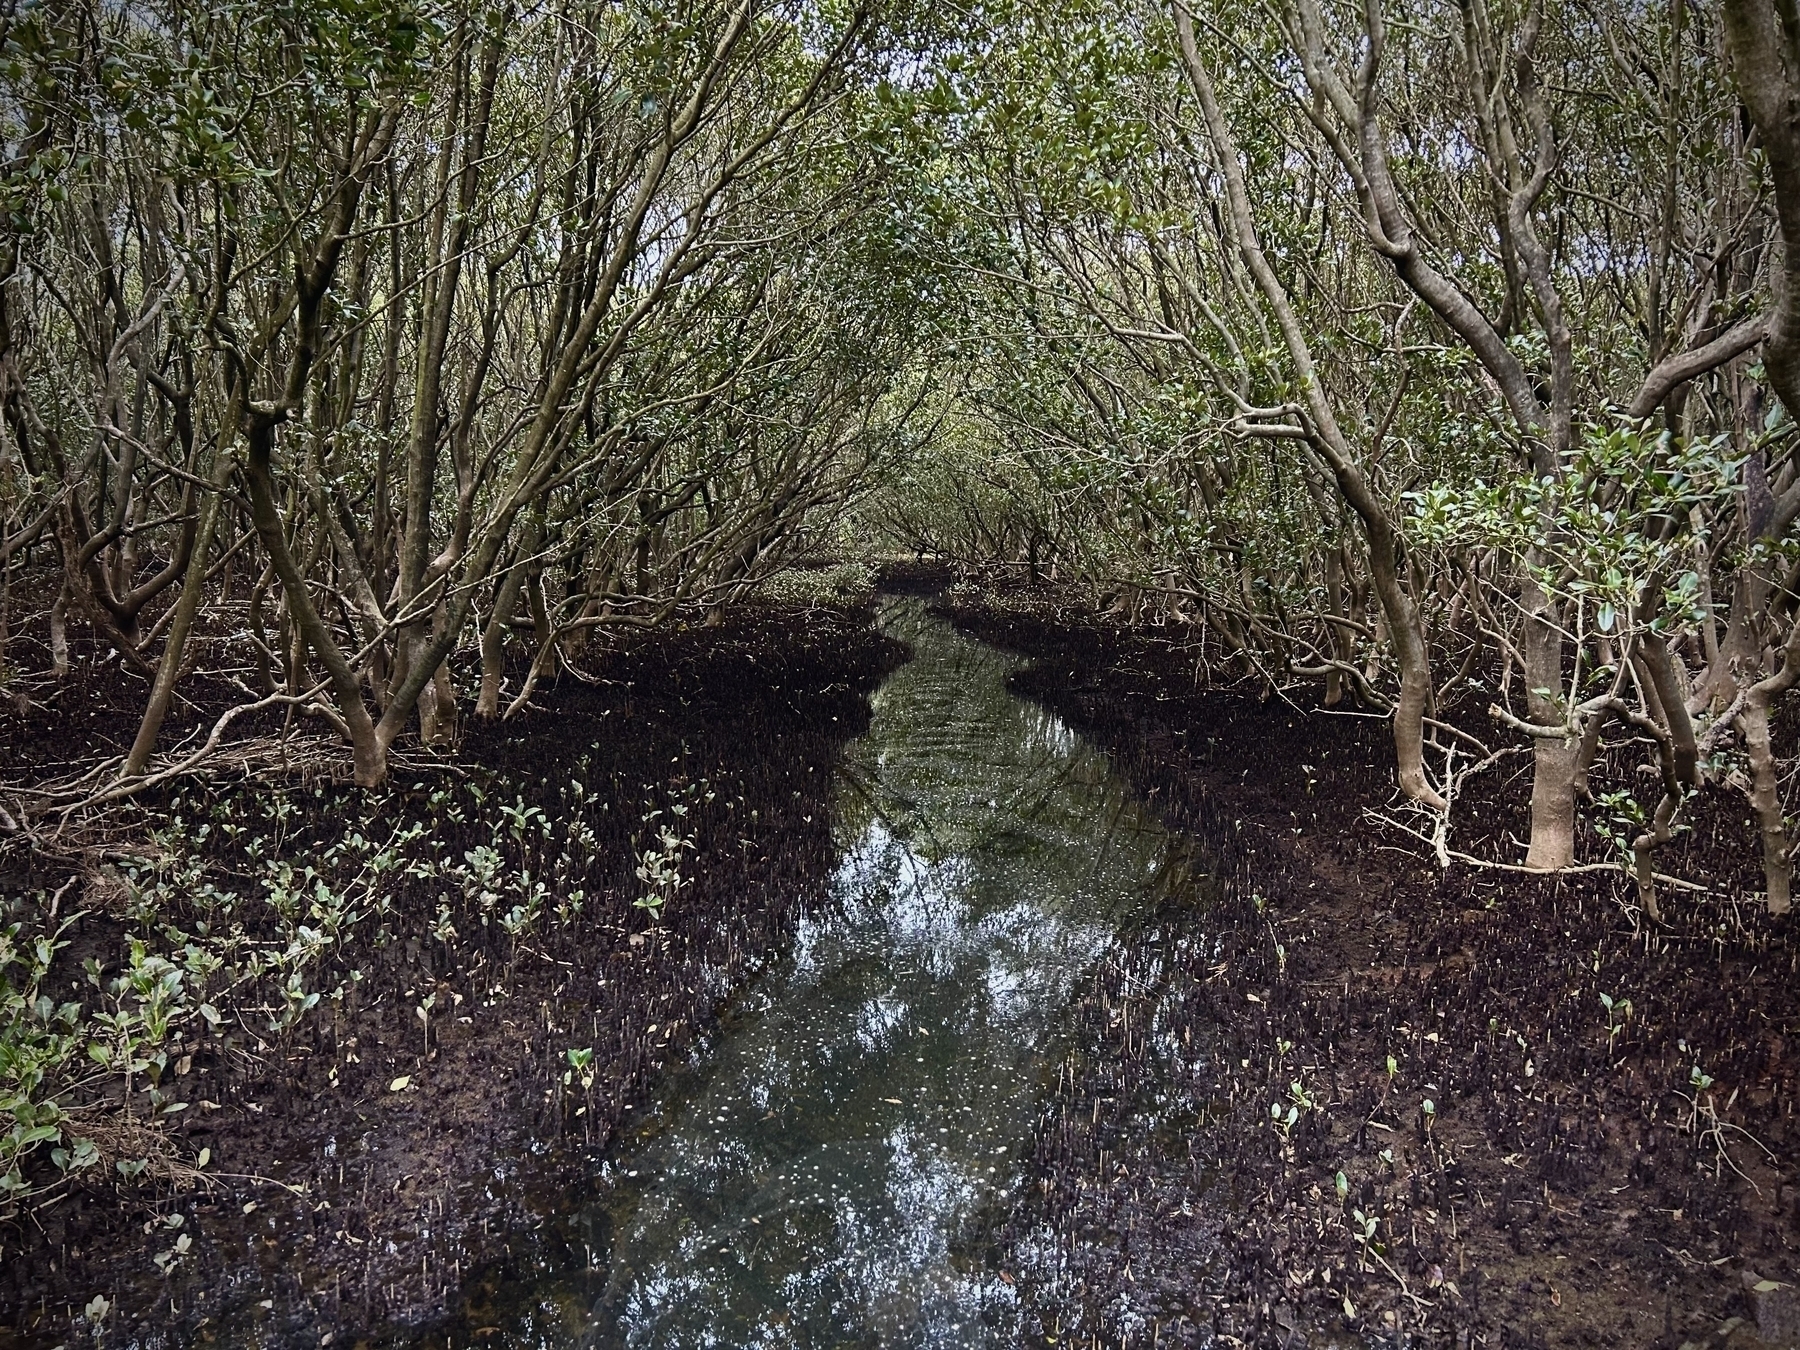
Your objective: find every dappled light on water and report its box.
[458,598,1203,1347]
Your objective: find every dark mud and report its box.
[8,572,1796,1350]
[1,603,905,1347]
[944,588,1797,1350]
[399,595,1208,1348]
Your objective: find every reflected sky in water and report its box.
[458,598,1196,1349]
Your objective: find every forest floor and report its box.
[3,575,1796,1350]
[0,601,904,1347]
[938,576,1798,1350]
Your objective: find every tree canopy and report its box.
[4,0,1799,912]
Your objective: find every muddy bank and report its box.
[944,589,1797,1350]
[390,595,1209,1347]
[1,603,904,1347]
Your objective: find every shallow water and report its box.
[455,598,1204,1348]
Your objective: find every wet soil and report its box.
[7,569,1796,1350]
[402,596,1206,1348]
[942,584,1798,1350]
[1,603,905,1347]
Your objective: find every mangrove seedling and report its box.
[565,1046,596,1091]
[1600,992,1633,1048]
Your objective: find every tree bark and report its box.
[1741,607,1800,913]
[243,421,383,785]
[1175,1,1444,809]
[1520,573,1573,869]
[476,508,543,717]
[1721,0,1800,417]
[123,433,237,776]
[1742,693,1792,914]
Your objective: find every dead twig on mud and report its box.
[1,683,451,849]
[1678,1084,1781,1194]
[1365,807,1716,894]
[68,681,336,813]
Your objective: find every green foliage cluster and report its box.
[759,562,878,606]
[0,763,716,1211]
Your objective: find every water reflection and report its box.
[463,598,1201,1348]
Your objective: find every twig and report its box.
[60,681,333,815]
[1364,809,1717,893]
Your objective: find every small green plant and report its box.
[564,1045,596,1091]
[0,913,91,1204]
[499,796,546,840]
[1592,791,1649,866]
[498,877,550,943]
[459,844,505,923]
[634,815,693,922]
[1600,991,1633,1047]
[151,1229,192,1275]
[1682,1062,1716,1132]
[1270,1078,1315,1139]
[416,993,435,1055]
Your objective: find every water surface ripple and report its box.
[484,597,1199,1348]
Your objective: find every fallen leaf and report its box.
[389,1076,411,1092]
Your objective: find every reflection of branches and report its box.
[848,607,1179,887]
[834,761,947,859]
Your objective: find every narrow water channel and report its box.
[460,598,1201,1347]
